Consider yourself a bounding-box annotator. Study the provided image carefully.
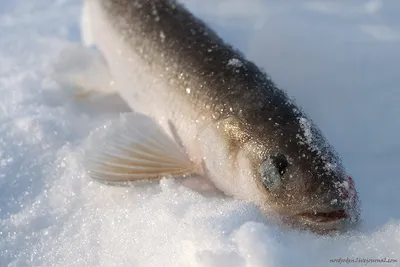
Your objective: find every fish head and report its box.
[257,148,360,233]
[231,106,360,233]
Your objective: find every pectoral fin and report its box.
[53,44,116,99]
[84,113,197,182]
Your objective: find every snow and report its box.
[227,58,243,68]
[0,0,399,266]
[297,116,314,147]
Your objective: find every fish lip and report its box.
[296,209,349,223]
[293,209,355,232]
[274,208,354,233]
[288,203,362,233]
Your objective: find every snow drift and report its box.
[0,0,399,266]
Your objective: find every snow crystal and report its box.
[160,31,166,42]
[298,116,313,145]
[227,58,243,68]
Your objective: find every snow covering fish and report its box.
[75,0,360,233]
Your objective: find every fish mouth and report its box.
[297,209,349,223]
[294,209,353,232]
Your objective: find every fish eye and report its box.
[271,153,288,175]
[259,153,289,192]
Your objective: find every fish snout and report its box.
[332,175,359,212]
[342,175,360,222]
[344,176,358,205]
[292,175,360,232]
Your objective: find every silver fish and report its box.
[78,0,360,233]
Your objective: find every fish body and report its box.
[81,0,360,232]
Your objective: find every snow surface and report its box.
[1,0,400,266]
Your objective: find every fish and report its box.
[76,0,360,233]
